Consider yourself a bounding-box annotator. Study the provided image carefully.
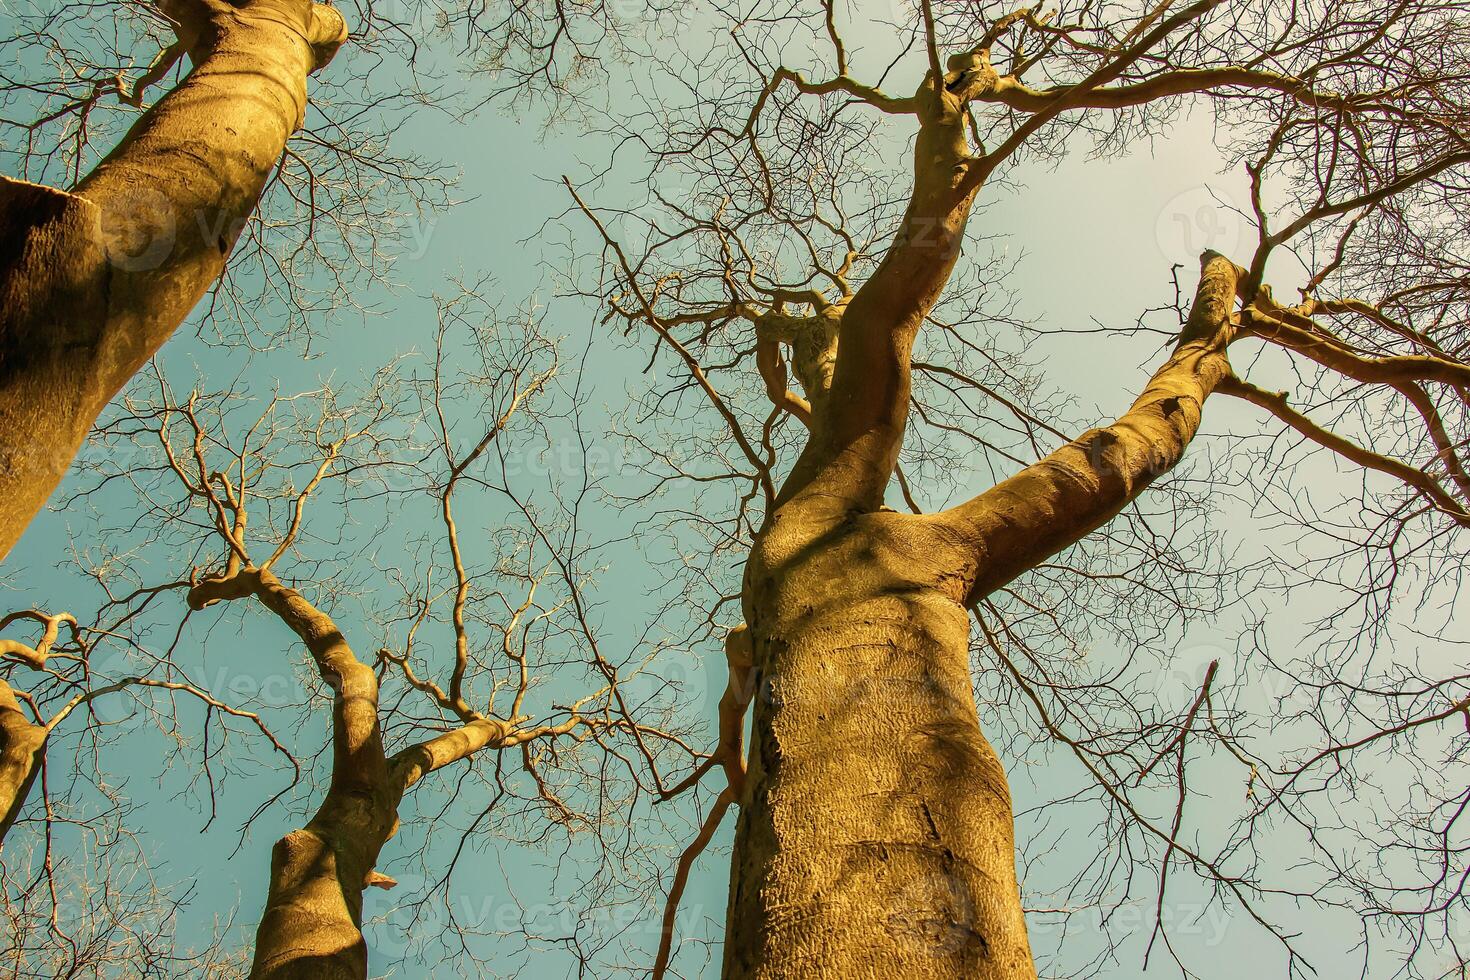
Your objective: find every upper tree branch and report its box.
[1217,375,1470,526]
[943,251,1243,602]
[189,565,390,797]
[778,64,984,511]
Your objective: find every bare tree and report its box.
[563,1,1470,977]
[0,0,670,560]
[0,605,289,848]
[0,0,354,558]
[1,832,251,979]
[0,599,292,978]
[73,289,700,979]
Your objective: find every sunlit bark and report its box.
[0,0,345,558]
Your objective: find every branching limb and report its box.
[944,251,1243,602]
[0,612,78,671]
[0,678,46,846]
[115,39,186,109]
[1217,375,1470,526]
[652,625,754,980]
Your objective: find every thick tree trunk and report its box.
[232,570,399,980]
[720,253,1241,977]
[186,565,403,980]
[249,796,399,980]
[0,0,344,559]
[0,679,45,846]
[725,511,1035,979]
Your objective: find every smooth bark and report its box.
[187,565,508,980]
[946,252,1243,601]
[0,0,345,559]
[189,566,393,980]
[0,611,79,845]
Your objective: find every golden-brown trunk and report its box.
[249,803,397,980]
[0,0,343,559]
[726,517,1035,979]
[0,684,45,846]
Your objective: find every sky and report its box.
[2,2,1463,978]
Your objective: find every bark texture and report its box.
[0,0,345,559]
[243,573,398,980]
[727,507,1033,979]
[187,564,508,980]
[722,75,1033,979]
[724,253,1241,979]
[250,800,400,980]
[189,566,397,980]
[0,611,78,845]
[949,251,1243,601]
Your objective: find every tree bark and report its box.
[185,564,508,980]
[944,251,1243,602]
[250,638,397,980]
[0,0,345,559]
[0,679,46,847]
[725,506,1034,979]
[782,81,980,515]
[246,576,397,980]
[187,565,399,980]
[249,789,401,980]
[723,252,1243,978]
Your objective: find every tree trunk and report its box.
[0,0,344,559]
[725,511,1035,979]
[249,791,400,980]
[720,253,1242,978]
[191,567,404,980]
[0,679,45,847]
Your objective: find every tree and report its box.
[0,598,292,979]
[0,3,706,976]
[567,1,1470,976]
[72,292,699,979]
[0,0,353,559]
[0,0,648,559]
[1,829,250,978]
[0,605,286,850]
